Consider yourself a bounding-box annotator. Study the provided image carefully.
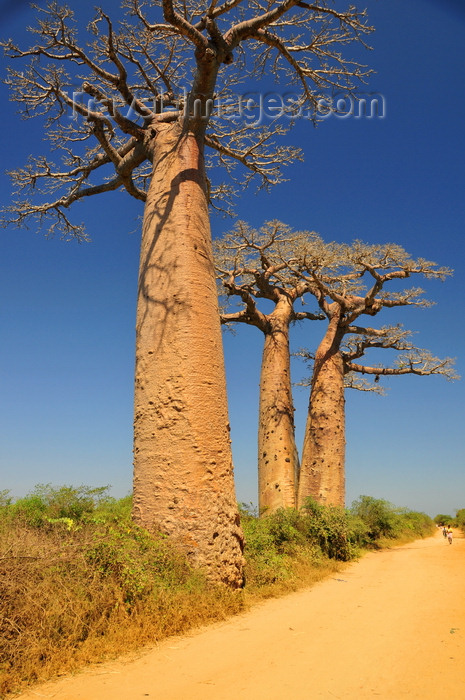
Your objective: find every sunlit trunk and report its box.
[298,316,345,508]
[132,122,244,587]
[258,305,299,514]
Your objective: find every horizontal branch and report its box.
[345,352,458,381]
[293,310,325,322]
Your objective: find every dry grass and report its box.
[0,519,248,697]
[0,491,434,698]
[244,554,346,604]
[0,520,346,698]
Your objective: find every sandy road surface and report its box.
[16,529,465,700]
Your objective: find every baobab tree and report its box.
[1,1,373,584]
[215,221,324,514]
[294,240,457,507]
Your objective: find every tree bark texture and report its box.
[298,317,346,508]
[258,306,299,514]
[132,122,244,587]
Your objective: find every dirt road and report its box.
[17,529,465,700]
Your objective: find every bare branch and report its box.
[225,0,300,47]
[344,373,387,395]
[162,0,208,50]
[345,352,459,381]
[2,1,375,237]
[215,221,325,333]
[293,310,325,322]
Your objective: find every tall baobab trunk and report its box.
[258,303,299,514]
[133,122,244,587]
[298,315,345,508]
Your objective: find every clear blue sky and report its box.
[0,1,463,517]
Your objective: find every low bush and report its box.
[0,489,244,698]
[0,485,435,697]
[1,484,115,529]
[241,499,365,591]
[350,495,435,547]
[350,495,402,541]
[300,498,361,560]
[397,509,436,539]
[455,508,465,533]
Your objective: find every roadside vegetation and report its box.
[434,510,465,532]
[0,485,435,697]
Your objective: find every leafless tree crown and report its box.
[2,1,373,239]
[214,220,326,331]
[216,221,458,386]
[286,234,458,387]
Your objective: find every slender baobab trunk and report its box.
[258,304,299,514]
[298,315,345,508]
[133,122,244,587]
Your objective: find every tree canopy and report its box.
[215,222,458,509]
[1,0,373,237]
[293,238,458,390]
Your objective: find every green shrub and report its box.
[0,491,244,697]
[7,484,113,528]
[241,501,359,588]
[351,496,435,544]
[240,509,296,585]
[345,514,371,549]
[350,495,403,541]
[0,490,12,508]
[9,492,49,527]
[455,509,465,532]
[399,509,435,537]
[301,498,360,561]
[84,520,193,605]
[0,486,436,698]
[90,494,133,524]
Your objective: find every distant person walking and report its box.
[443,526,447,538]
[447,528,453,544]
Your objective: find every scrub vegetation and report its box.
[434,510,465,532]
[0,485,435,697]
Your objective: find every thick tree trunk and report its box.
[298,316,345,508]
[258,307,299,514]
[132,122,244,587]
